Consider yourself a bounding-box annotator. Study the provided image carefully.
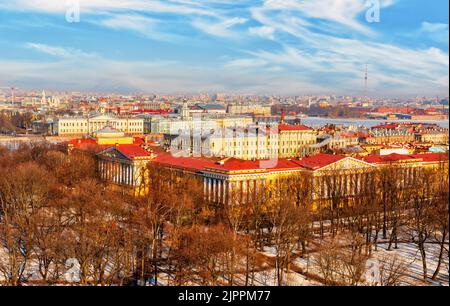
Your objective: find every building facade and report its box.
[227,103,272,116]
[97,145,155,187]
[278,124,317,158]
[56,114,144,136]
[94,143,448,209]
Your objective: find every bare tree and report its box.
[313,232,369,286]
[407,168,435,282]
[0,162,54,285]
[378,254,408,286]
[430,162,449,281]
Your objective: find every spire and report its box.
[41,90,47,104]
[281,109,285,125]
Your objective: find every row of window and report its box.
[60,127,143,134]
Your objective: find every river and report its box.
[300,117,449,129]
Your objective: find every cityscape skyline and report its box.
[0,0,448,97]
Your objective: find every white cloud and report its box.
[262,0,372,36]
[100,14,156,33]
[1,0,217,16]
[421,22,448,33]
[1,0,448,96]
[249,26,275,40]
[192,17,248,38]
[25,43,96,59]
[419,22,449,44]
[2,0,250,39]
[3,43,329,94]
[243,0,449,96]
[98,14,179,41]
[224,58,267,69]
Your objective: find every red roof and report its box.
[278,124,312,131]
[130,109,173,114]
[410,153,449,163]
[360,153,448,164]
[206,157,303,172]
[152,154,357,173]
[357,131,370,138]
[296,154,346,170]
[153,153,217,172]
[114,145,153,160]
[67,138,108,152]
[360,153,417,164]
[68,138,97,147]
[339,131,358,138]
[372,123,399,130]
[133,137,145,145]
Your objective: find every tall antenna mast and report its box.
[364,64,368,102]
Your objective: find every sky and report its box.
[0,0,448,97]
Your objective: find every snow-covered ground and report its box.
[370,242,449,286]
[1,233,447,286]
[292,240,449,286]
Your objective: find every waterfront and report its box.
[301,117,449,129]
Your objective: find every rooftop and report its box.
[153,153,217,172]
[113,144,154,160]
[278,124,312,131]
[359,152,448,164]
[296,154,346,170]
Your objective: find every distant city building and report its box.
[31,118,57,135]
[56,114,144,136]
[148,114,253,135]
[278,124,317,157]
[227,103,272,116]
[191,103,227,114]
[166,121,318,160]
[141,100,171,110]
[416,131,449,144]
[168,126,275,160]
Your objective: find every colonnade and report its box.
[98,159,136,186]
[203,176,267,204]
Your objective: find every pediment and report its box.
[97,147,130,161]
[319,157,375,172]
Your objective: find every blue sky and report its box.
[0,0,448,97]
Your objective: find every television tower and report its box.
[0,86,19,104]
[364,64,368,102]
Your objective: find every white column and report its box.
[99,160,103,179]
[107,162,111,181]
[222,180,226,205]
[208,178,212,201]
[213,179,217,203]
[216,179,221,203]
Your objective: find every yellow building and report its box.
[91,126,135,145]
[97,145,155,187]
[227,103,272,116]
[57,114,144,136]
[278,124,317,158]
[418,131,449,144]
